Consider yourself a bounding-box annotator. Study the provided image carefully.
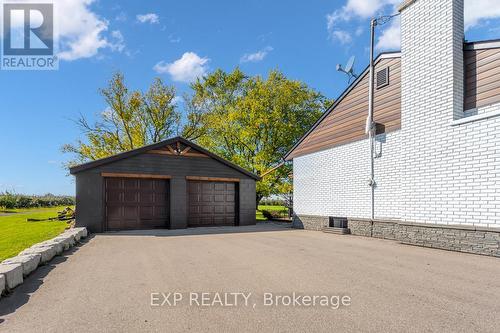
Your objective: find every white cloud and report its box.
[109,30,125,52]
[327,0,500,52]
[154,52,210,83]
[41,0,124,61]
[115,12,127,22]
[240,46,273,63]
[172,96,183,105]
[344,0,399,18]
[326,0,399,45]
[464,0,500,29]
[332,30,353,44]
[375,16,400,50]
[136,13,159,24]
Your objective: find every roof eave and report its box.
[464,39,500,50]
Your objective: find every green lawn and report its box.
[0,206,70,261]
[256,205,288,221]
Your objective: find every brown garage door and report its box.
[188,181,237,227]
[105,178,169,230]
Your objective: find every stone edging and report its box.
[0,227,88,298]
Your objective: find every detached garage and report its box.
[69,137,259,232]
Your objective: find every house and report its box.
[285,0,500,257]
[70,137,259,232]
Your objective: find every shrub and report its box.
[0,192,75,209]
[16,196,33,208]
[0,193,16,209]
[261,210,273,220]
[260,198,286,206]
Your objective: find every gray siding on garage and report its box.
[238,179,257,226]
[74,153,256,232]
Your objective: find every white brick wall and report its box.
[399,0,500,228]
[293,0,500,228]
[293,131,402,220]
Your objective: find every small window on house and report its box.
[376,67,389,89]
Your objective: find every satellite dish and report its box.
[336,56,358,83]
[345,56,355,74]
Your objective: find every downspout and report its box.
[365,13,399,221]
[367,18,376,221]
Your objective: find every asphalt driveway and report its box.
[1,223,499,332]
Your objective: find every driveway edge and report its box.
[0,227,88,297]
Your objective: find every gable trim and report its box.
[69,136,260,180]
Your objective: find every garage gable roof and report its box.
[69,137,260,180]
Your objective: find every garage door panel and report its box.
[201,205,214,214]
[140,179,154,190]
[214,183,226,191]
[188,180,237,227]
[188,182,200,191]
[189,194,200,204]
[140,206,154,217]
[213,216,225,223]
[188,205,200,214]
[201,194,213,202]
[156,206,167,216]
[106,178,122,189]
[155,193,167,203]
[214,194,225,202]
[140,192,154,204]
[202,182,214,192]
[107,206,122,219]
[106,178,169,230]
[123,205,139,218]
[107,191,122,203]
[123,179,138,189]
[214,205,225,213]
[123,192,138,203]
[200,216,212,224]
[123,218,139,229]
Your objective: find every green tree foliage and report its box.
[62,73,180,165]
[64,70,330,203]
[182,68,331,203]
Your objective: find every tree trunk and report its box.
[256,193,263,207]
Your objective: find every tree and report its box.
[64,69,331,205]
[62,73,180,165]
[183,68,331,204]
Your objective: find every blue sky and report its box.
[1,0,500,195]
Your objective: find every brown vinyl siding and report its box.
[464,48,500,111]
[287,57,401,159]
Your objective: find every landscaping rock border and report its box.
[0,227,88,297]
[0,274,4,299]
